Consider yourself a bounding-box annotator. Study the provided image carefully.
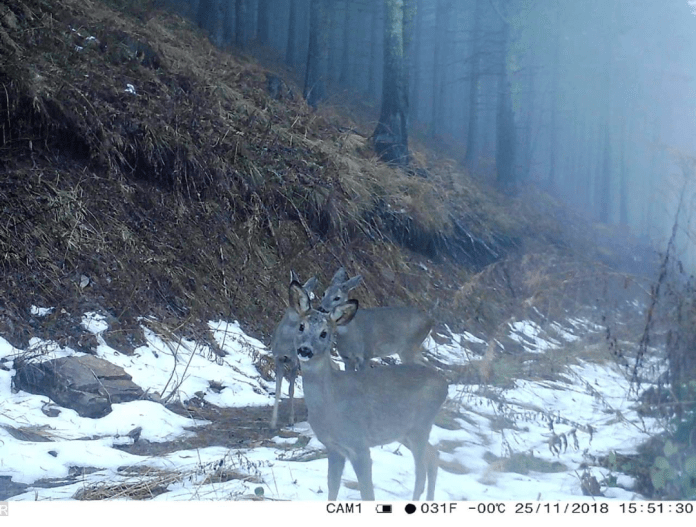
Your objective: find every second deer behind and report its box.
[319,267,433,370]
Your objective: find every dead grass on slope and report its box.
[0,0,655,369]
[0,0,518,349]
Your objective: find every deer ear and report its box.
[331,299,358,326]
[343,275,363,291]
[330,267,348,285]
[303,276,319,294]
[289,280,311,315]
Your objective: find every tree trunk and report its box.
[286,0,298,66]
[367,1,380,99]
[496,76,516,192]
[374,0,409,165]
[304,0,329,107]
[197,0,223,46]
[519,64,536,183]
[222,0,233,46]
[546,0,561,190]
[327,1,338,83]
[595,127,612,223]
[402,0,415,85]
[493,3,516,192]
[618,114,628,226]
[463,0,482,172]
[430,0,449,137]
[409,0,423,124]
[339,0,352,86]
[235,0,248,48]
[257,0,269,45]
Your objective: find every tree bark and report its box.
[374,0,410,165]
[409,0,423,123]
[235,0,248,48]
[367,2,380,99]
[304,0,329,107]
[286,0,298,66]
[595,127,612,223]
[197,0,223,46]
[339,0,353,86]
[546,0,561,190]
[463,0,482,172]
[618,116,628,226]
[492,2,516,192]
[430,0,450,137]
[257,0,270,45]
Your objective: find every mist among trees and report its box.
[160,0,696,268]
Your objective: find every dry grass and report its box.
[0,0,470,348]
[0,0,658,358]
[71,448,267,500]
[73,467,183,500]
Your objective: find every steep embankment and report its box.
[0,0,654,350]
[0,0,535,350]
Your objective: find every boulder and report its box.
[13,355,144,418]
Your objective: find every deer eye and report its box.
[299,323,305,332]
[320,330,327,339]
[333,296,340,301]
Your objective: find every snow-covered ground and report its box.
[0,309,662,502]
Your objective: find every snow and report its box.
[30,306,54,317]
[0,309,662,502]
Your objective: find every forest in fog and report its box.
[157,0,696,268]
[6,0,696,503]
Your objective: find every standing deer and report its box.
[319,267,433,370]
[289,280,448,501]
[269,272,318,430]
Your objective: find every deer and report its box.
[319,267,434,370]
[269,271,319,430]
[288,279,448,501]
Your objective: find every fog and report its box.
[165,0,696,268]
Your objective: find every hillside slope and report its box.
[0,0,657,352]
[0,0,513,345]
[2,0,686,504]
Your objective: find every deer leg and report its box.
[404,434,436,501]
[408,440,428,500]
[288,362,298,425]
[327,450,346,500]
[270,359,284,429]
[425,443,440,501]
[340,354,359,371]
[414,346,429,367]
[401,342,429,367]
[349,448,375,500]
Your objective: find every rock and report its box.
[0,476,27,501]
[0,424,53,442]
[126,426,142,443]
[13,355,144,418]
[41,402,61,417]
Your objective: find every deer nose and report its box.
[297,347,314,360]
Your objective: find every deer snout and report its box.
[297,346,314,360]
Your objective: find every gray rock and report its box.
[13,355,144,418]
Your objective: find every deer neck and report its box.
[300,356,340,421]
